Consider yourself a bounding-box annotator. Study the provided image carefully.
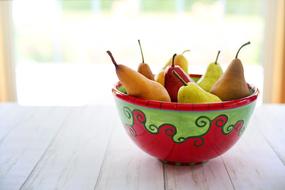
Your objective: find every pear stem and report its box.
[106,50,118,69]
[172,70,188,86]
[138,39,145,63]
[235,41,251,59]
[215,50,221,64]
[172,53,177,68]
[182,49,190,54]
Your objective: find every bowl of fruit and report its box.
[110,41,259,165]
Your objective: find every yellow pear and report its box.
[173,71,221,103]
[178,83,222,103]
[155,70,165,86]
[163,50,190,73]
[210,42,251,101]
[137,40,154,80]
[107,51,171,102]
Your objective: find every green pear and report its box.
[198,51,223,92]
[173,71,222,103]
[178,83,222,103]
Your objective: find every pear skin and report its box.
[155,70,165,86]
[164,54,192,102]
[163,50,190,73]
[178,83,222,103]
[137,40,154,80]
[173,71,221,103]
[210,42,251,101]
[198,51,223,92]
[138,63,154,80]
[107,51,171,102]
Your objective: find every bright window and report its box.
[13,0,265,105]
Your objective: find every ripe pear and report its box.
[107,51,171,102]
[173,71,222,103]
[163,50,190,73]
[210,42,251,101]
[137,40,154,80]
[155,70,165,86]
[198,51,223,92]
[164,54,192,102]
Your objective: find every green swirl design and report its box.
[177,136,186,143]
[123,107,132,119]
[176,136,204,147]
[120,104,248,146]
[195,116,211,128]
[123,107,133,126]
[173,116,210,144]
[147,124,159,133]
[223,124,235,134]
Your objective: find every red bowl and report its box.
[112,75,259,165]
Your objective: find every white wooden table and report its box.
[0,104,285,190]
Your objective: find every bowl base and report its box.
[159,160,207,166]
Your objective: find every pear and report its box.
[210,42,251,101]
[118,85,127,94]
[155,70,165,86]
[173,71,222,103]
[198,51,223,92]
[156,50,190,86]
[107,51,171,102]
[163,50,190,73]
[137,40,154,80]
[164,54,192,102]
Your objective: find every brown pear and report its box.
[107,50,171,102]
[137,40,154,80]
[210,42,251,101]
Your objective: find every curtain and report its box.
[281,25,285,102]
[0,1,16,102]
[263,0,285,103]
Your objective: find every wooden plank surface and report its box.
[221,111,285,190]
[21,106,114,190]
[0,104,35,142]
[94,122,165,190]
[254,105,285,164]
[164,157,234,190]
[0,107,71,190]
[0,104,285,190]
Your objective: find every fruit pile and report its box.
[107,40,251,104]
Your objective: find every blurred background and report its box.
[0,0,284,106]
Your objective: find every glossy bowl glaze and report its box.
[112,75,259,165]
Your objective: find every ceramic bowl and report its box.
[112,75,259,165]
